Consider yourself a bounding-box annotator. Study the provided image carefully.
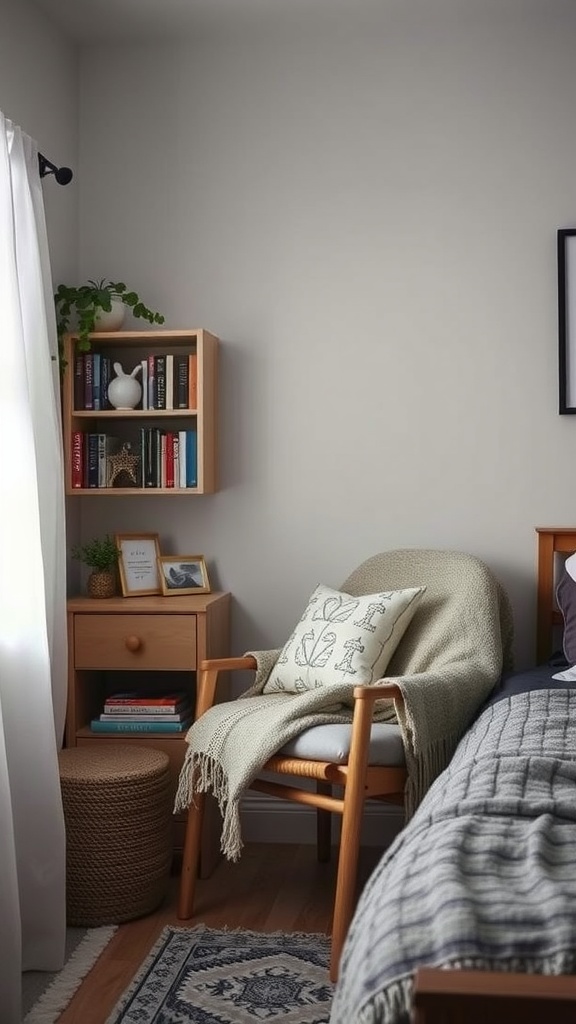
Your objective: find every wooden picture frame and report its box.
[558,228,576,413]
[158,555,210,596]
[116,533,161,596]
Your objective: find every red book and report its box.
[71,431,83,488]
[147,354,155,409]
[165,432,175,488]
[105,692,187,707]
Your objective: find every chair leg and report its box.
[329,695,374,982]
[317,781,332,862]
[177,793,206,920]
[330,798,364,982]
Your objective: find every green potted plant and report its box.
[54,279,165,371]
[71,533,119,598]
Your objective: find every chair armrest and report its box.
[195,656,257,720]
[353,682,404,704]
[199,656,257,672]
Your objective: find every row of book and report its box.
[71,428,198,489]
[90,691,194,733]
[74,352,198,412]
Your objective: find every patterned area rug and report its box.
[105,925,333,1023]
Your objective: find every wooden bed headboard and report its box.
[536,526,576,663]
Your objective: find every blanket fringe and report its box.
[404,734,458,819]
[354,975,413,1024]
[173,747,243,861]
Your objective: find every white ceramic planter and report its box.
[93,297,126,332]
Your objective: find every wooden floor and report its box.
[58,842,382,1023]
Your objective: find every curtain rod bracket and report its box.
[38,152,73,186]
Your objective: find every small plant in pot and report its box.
[54,279,165,372]
[71,534,119,599]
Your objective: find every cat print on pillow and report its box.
[263,583,425,694]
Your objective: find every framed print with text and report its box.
[116,533,161,596]
[158,555,210,596]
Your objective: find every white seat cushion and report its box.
[278,722,405,766]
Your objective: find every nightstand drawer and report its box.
[74,614,197,670]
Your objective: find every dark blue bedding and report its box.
[484,662,576,708]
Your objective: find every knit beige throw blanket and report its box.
[174,550,514,861]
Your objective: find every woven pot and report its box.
[87,570,116,599]
[58,746,173,925]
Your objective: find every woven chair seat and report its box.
[58,745,173,926]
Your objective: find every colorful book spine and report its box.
[97,432,108,488]
[100,355,112,410]
[100,710,191,722]
[189,352,198,410]
[73,354,84,410]
[141,359,148,410]
[155,355,166,410]
[178,429,187,488]
[143,428,155,488]
[83,353,94,410]
[160,431,167,488]
[175,355,189,409]
[90,718,192,733]
[92,352,101,410]
[173,434,180,490]
[186,429,197,487]
[166,354,174,410]
[105,692,188,707]
[86,433,99,488]
[165,432,175,489]
[153,428,161,487]
[147,354,155,409]
[71,431,83,488]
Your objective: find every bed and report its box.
[330,527,576,1024]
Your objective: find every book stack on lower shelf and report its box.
[91,691,194,734]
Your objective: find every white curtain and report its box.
[0,113,68,1023]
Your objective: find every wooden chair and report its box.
[177,655,406,982]
[177,547,508,982]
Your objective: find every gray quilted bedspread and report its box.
[330,688,576,1024]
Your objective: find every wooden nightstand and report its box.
[66,592,230,869]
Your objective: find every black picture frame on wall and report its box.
[558,227,576,413]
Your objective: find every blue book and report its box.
[185,429,197,488]
[90,717,192,734]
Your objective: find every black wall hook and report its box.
[38,152,73,185]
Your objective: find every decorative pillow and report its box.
[556,552,576,665]
[263,583,425,693]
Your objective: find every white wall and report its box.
[0,0,78,284]
[74,0,576,671]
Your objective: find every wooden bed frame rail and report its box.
[413,966,576,1023]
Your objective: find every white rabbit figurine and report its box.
[107,361,142,410]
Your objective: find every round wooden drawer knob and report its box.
[125,635,142,652]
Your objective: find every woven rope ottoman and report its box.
[58,745,173,926]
